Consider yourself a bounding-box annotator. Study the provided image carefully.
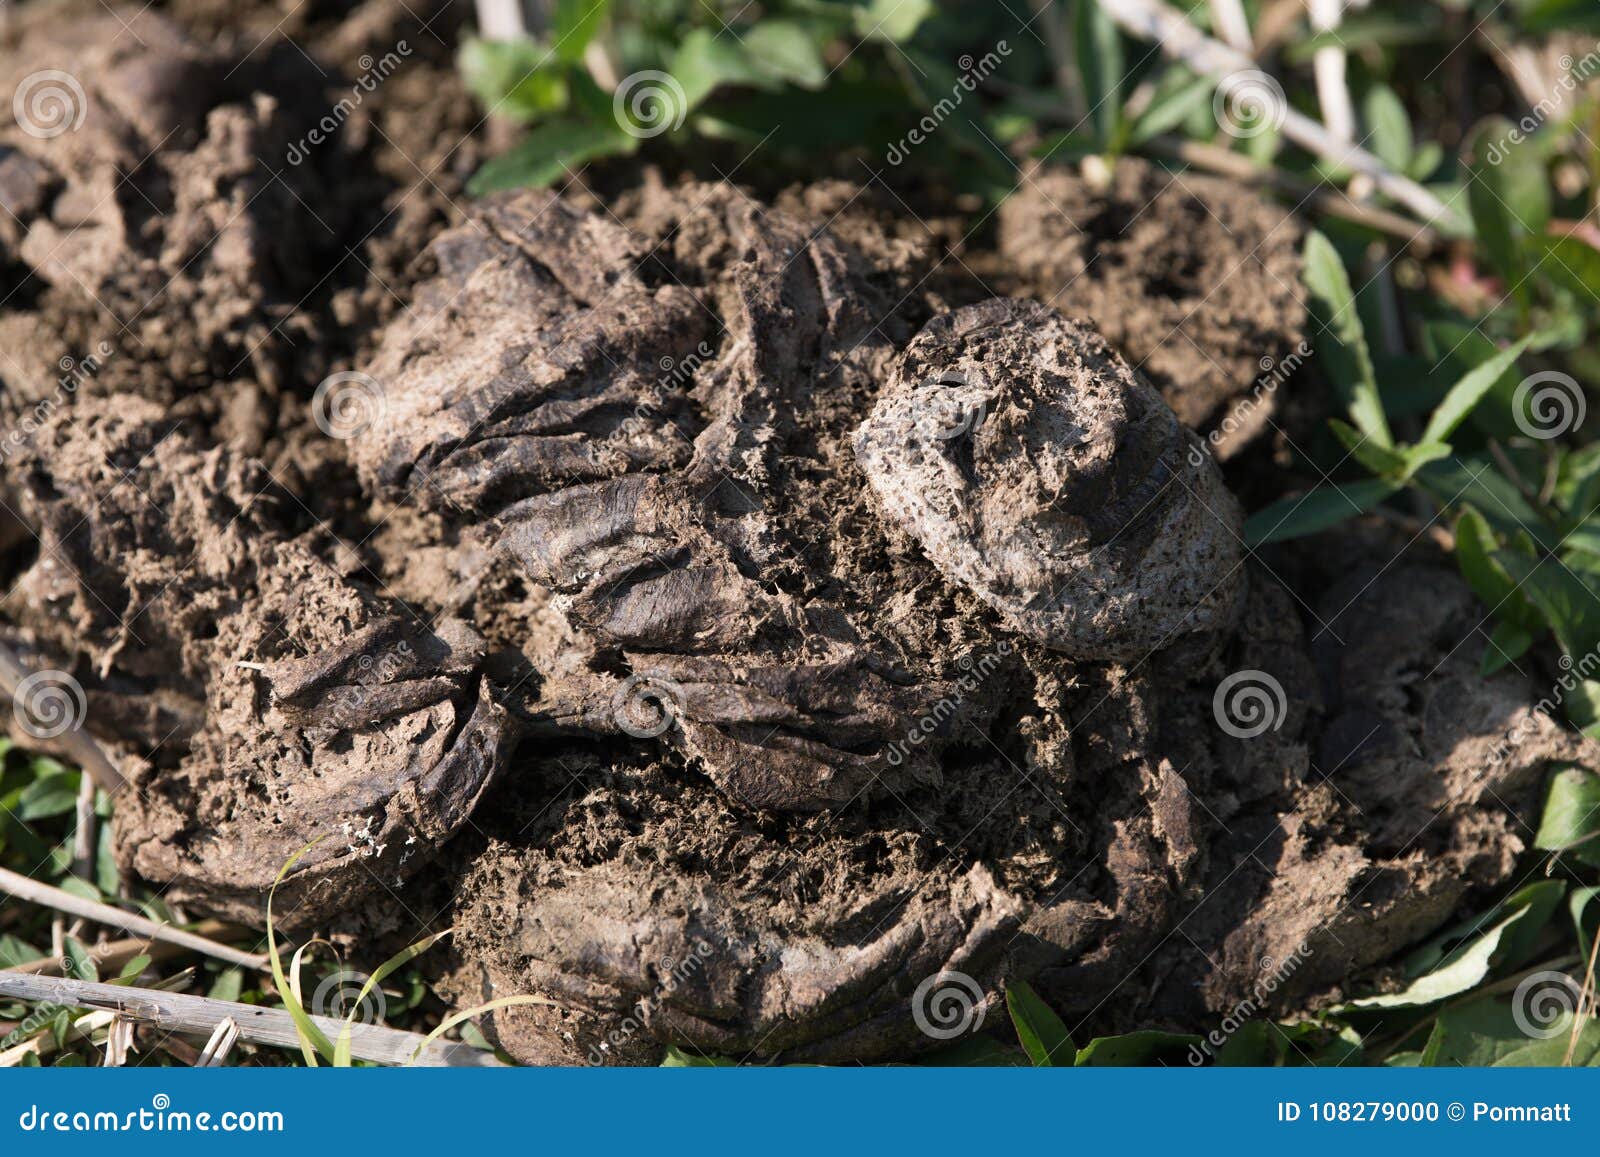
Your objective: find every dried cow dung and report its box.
[997,158,1307,437]
[0,170,1588,1064]
[2,401,511,924]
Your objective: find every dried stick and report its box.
[1306,0,1355,146]
[0,639,128,795]
[1143,134,1440,246]
[0,1009,114,1066]
[5,919,242,976]
[0,973,505,1067]
[1096,0,1454,225]
[1208,0,1252,53]
[0,866,268,972]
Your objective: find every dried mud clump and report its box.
[324,184,1588,1062]
[1,401,509,925]
[997,158,1306,435]
[0,10,329,396]
[0,135,1589,1063]
[855,299,1244,660]
[346,184,1026,814]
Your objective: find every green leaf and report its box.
[1416,455,1555,547]
[0,934,45,970]
[672,28,765,108]
[1402,881,1566,981]
[1420,998,1551,1066]
[1363,84,1412,172]
[1127,71,1212,147]
[1572,886,1600,961]
[1302,230,1391,447]
[1493,1020,1600,1066]
[1075,1030,1199,1066]
[1338,893,1555,1012]
[740,21,827,90]
[267,843,336,1067]
[1329,418,1409,477]
[1073,0,1123,146]
[62,936,96,983]
[1468,119,1551,293]
[1493,550,1600,667]
[1420,334,1536,445]
[1454,505,1544,633]
[1537,233,1600,305]
[1481,619,1534,675]
[551,0,610,64]
[1245,479,1399,546]
[467,119,637,194]
[661,1045,737,1067]
[18,768,80,821]
[458,37,570,122]
[1005,980,1073,1066]
[209,968,245,1003]
[853,0,934,42]
[1410,141,1443,181]
[1534,765,1600,867]
[94,821,118,898]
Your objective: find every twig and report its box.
[0,639,128,795]
[1306,0,1355,147]
[1564,915,1600,1066]
[1096,0,1455,226]
[197,1017,240,1067]
[0,866,268,972]
[1142,134,1440,246]
[71,772,96,884]
[6,919,242,976]
[0,1009,114,1066]
[1208,0,1253,53]
[0,973,505,1067]
[103,1014,135,1066]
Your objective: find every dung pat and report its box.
[853,299,1245,662]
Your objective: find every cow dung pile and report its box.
[0,2,1590,1067]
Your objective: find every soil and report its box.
[0,1,1591,1066]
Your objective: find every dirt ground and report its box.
[1,1,1591,1064]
